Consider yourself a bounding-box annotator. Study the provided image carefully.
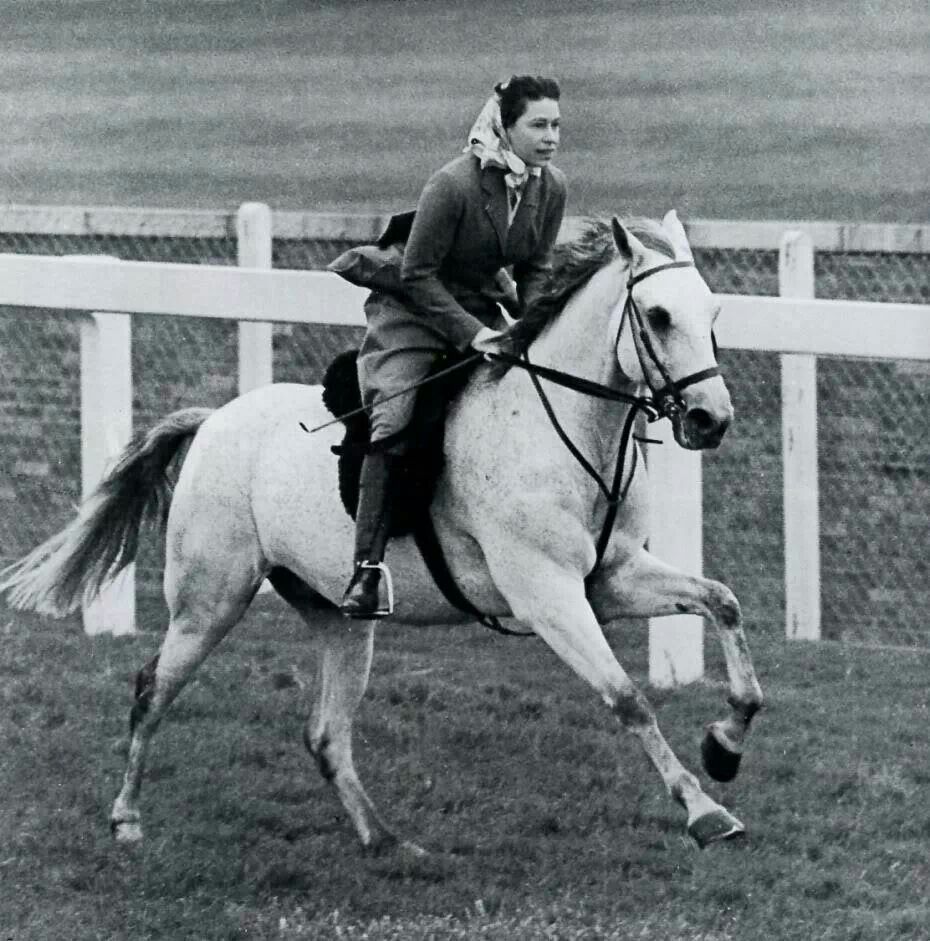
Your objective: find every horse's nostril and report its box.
[687,408,716,432]
[686,408,730,447]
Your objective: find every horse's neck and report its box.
[530,256,628,386]
[523,256,640,459]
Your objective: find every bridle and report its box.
[488,257,724,581]
[306,259,721,435]
[306,258,725,635]
[621,259,722,422]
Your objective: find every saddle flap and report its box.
[320,348,480,536]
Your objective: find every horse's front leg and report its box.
[486,546,745,847]
[590,547,764,782]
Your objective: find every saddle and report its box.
[321,348,527,635]
[321,348,478,536]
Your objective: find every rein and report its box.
[487,348,648,579]
[488,257,722,579]
[313,258,723,633]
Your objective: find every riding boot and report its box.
[339,450,397,618]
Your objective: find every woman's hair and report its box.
[494,75,561,128]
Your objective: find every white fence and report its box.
[1,203,928,687]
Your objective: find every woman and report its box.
[339,74,567,618]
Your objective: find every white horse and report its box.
[1,211,763,854]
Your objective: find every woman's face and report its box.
[506,97,561,167]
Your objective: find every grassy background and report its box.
[2,601,930,940]
[1,0,927,222]
[7,281,925,934]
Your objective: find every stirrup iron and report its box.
[341,561,394,619]
[361,560,394,618]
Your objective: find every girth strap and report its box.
[412,516,534,637]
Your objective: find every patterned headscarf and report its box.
[464,92,541,191]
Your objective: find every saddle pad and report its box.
[321,348,476,537]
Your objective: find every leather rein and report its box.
[489,258,722,581]
[316,259,722,638]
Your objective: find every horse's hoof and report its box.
[111,819,143,844]
[399,840,430,859]
[367,836,429,859]
[688,809,745,849]
[702,726,742,782]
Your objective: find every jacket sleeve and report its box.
[513,171,567,314]
[400,170,488,351]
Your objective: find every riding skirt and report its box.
[357,289,506,448]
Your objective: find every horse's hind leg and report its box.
[110,553,264,843]
[269,570,424,856]
[307,620,417,854]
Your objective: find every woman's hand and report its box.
[470,327,504,358]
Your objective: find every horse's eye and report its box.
[648,307,671,330]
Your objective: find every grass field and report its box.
[1,0,927,222]
[2,598,930,940]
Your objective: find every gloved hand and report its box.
[470,327,505,358]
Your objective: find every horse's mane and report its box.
[500,216,677,363]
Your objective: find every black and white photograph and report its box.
[0,1,927,938]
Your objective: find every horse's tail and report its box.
[0,407,213,617]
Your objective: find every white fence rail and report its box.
[1,204,928,685]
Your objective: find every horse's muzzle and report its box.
[681,407,731,449]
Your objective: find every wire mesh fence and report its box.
[1,209,928,648]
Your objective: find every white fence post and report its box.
[648,430,704,688]
[77,257,135,634]
[237,202,274,394]
[779,231,821,640]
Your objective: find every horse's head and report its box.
[612,211,732,450]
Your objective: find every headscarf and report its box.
[463,92,541,192]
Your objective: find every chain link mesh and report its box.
[816,357,930,645]
[1,217,927,648]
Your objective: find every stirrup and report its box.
[343,561,394,619]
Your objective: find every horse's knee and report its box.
[610,688,653,729]
[707,582,741,629]
[129,655,159,735]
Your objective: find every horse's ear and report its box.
[611,217,647,263]
[662,209,694,261]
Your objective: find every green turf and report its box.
[1,0,926,221]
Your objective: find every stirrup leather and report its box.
[344,561,394,619]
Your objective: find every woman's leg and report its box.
[339,446,403,618]
[340,311,442,618]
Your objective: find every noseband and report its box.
[622,260,721,421]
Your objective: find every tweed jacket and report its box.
[393,152,567,350]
